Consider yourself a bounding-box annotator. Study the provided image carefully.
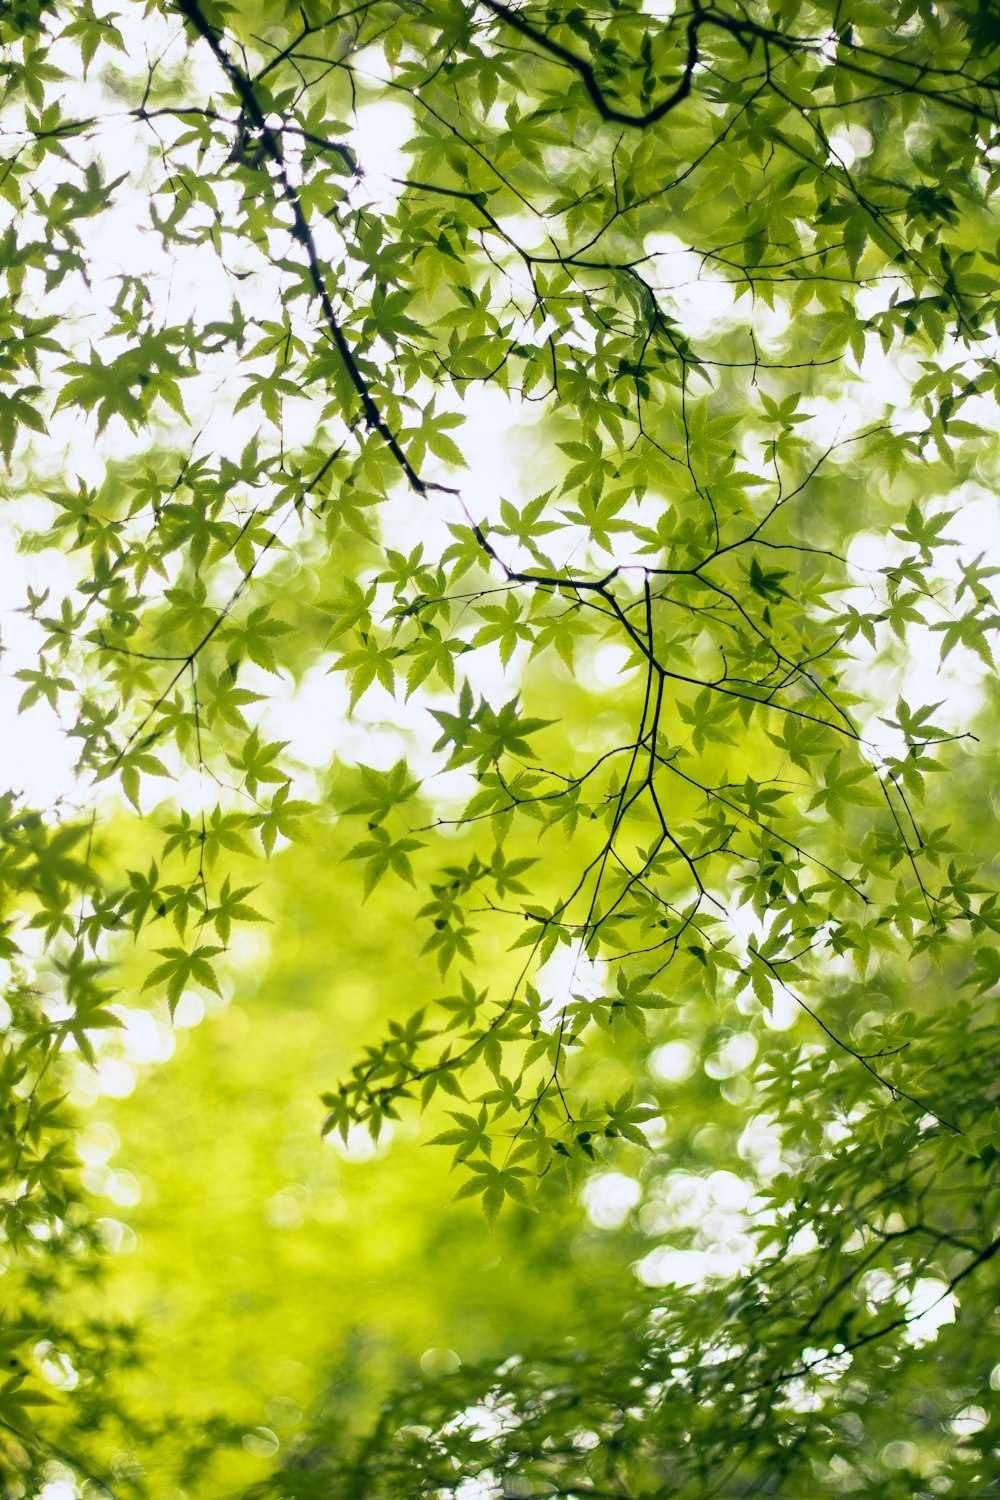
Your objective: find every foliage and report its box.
[0,0,999,1494]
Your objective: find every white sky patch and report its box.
[738,1114,783,1180]
[39,1478,79,1500]
[649,1039,694,1083]
[254,615,528,816]
[115,1007,176,1066]
[827,126,873,170]
[0,508,81,807]
[643,233,740,339]
[498,211,551,252]
[325,1119,394,1162]
[634,1156,761,1289]
[950,1404,988,1436]
[722,901,799,1030]
[804,376,895,447]
[586,642,640,690]
[704,1031,757,1080]
[172,991,205,1027]
[634,1239,754,1289]
[77,1120,119,1166]
[845,484,1000,749]
[454,1475,498,1500]
[533,942,601,1027]
[582,1171,641,1230]
[753,300,792,348]
[903,1276,957,1346]
[382,382,548,578]
[349,98,414,213]
[0,651,79,808]
[707,1168,753,1212]
[87,1057,135,1101]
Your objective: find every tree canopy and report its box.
[1,0,999,1495]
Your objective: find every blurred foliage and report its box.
[0,0,999,1497]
